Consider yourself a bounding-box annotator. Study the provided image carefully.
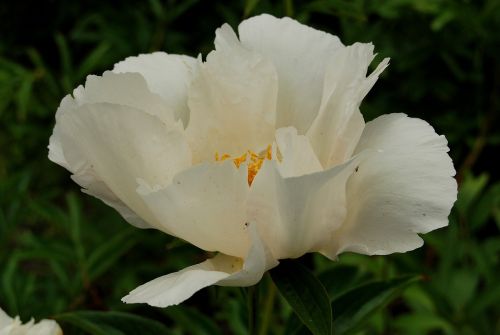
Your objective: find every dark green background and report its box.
[0,0,498,334]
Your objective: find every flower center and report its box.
[215,145,272,185]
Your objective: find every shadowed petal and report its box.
[138,160,250,257]
[53,103,191,231]
[248,157,360,259]
[122,224,277,307]
[307,43,389,168]
[274,127,323,178]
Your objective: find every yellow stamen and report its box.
[215,145,272,185]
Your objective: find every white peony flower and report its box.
[0,307,62,335]
[48,14,457,307]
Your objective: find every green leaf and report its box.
[76,43,111,82]
[270,259,332,335]
[87,228,138,280]
[282,313,308,335]
[244,0,261,17]
[455,173,489,218]
[66,193,87,273]
[431,10,455,31]
[469,281,500,318]
[163,305,222,335]
[16,74,34,121]
[332,275,420,334]
[317,265,362,301]
[56,311,173,335]
[148,0,165,20]
[54,33,73,92]
[57,312,117,335]
[470,182,500,230]
[444,269,479,311]
[393,313,454,334]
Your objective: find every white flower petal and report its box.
[0,308,12,329]
[26,320,62,335]
[54,103,191,231]
[248,157,360,259]
[113,52,196,126]
[48,95,80,171]
[307,43,390,168]
[322,114,457,257]
[47,15,457,310]
[186,24,278,163]
[74,71,175,124]
[238,14,343,133]
[0,308,62,335]
[217,224,278,287]
[274,127,323,178]
[72,172,151,229]
[122,224,277,307]
[121,258,231,308]
[138,160,250,257]
[48,94,145,228]
[48,71,176,172]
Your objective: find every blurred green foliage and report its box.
[0,0,499,334]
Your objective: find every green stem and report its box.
[247,285,257,335]
[258,277,277,335]
[284,0,294,17]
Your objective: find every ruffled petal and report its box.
[75,71,175,124]
[53,103,191,231]
[113,52,196,126]
[307,43,389,168]
[186,24,278,163]
[138,160,250,257]
[248,157,360,259]
[122,224,277,307]
[48,71,177,171]
[238,14,343,133]
[322,114,457,257]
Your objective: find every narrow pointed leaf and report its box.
[270,259,332,335]
[163,305,222,335]
[56,311,173,335]
[332,275,420,334]
[87,228,138,280]
[317,265,363,301]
